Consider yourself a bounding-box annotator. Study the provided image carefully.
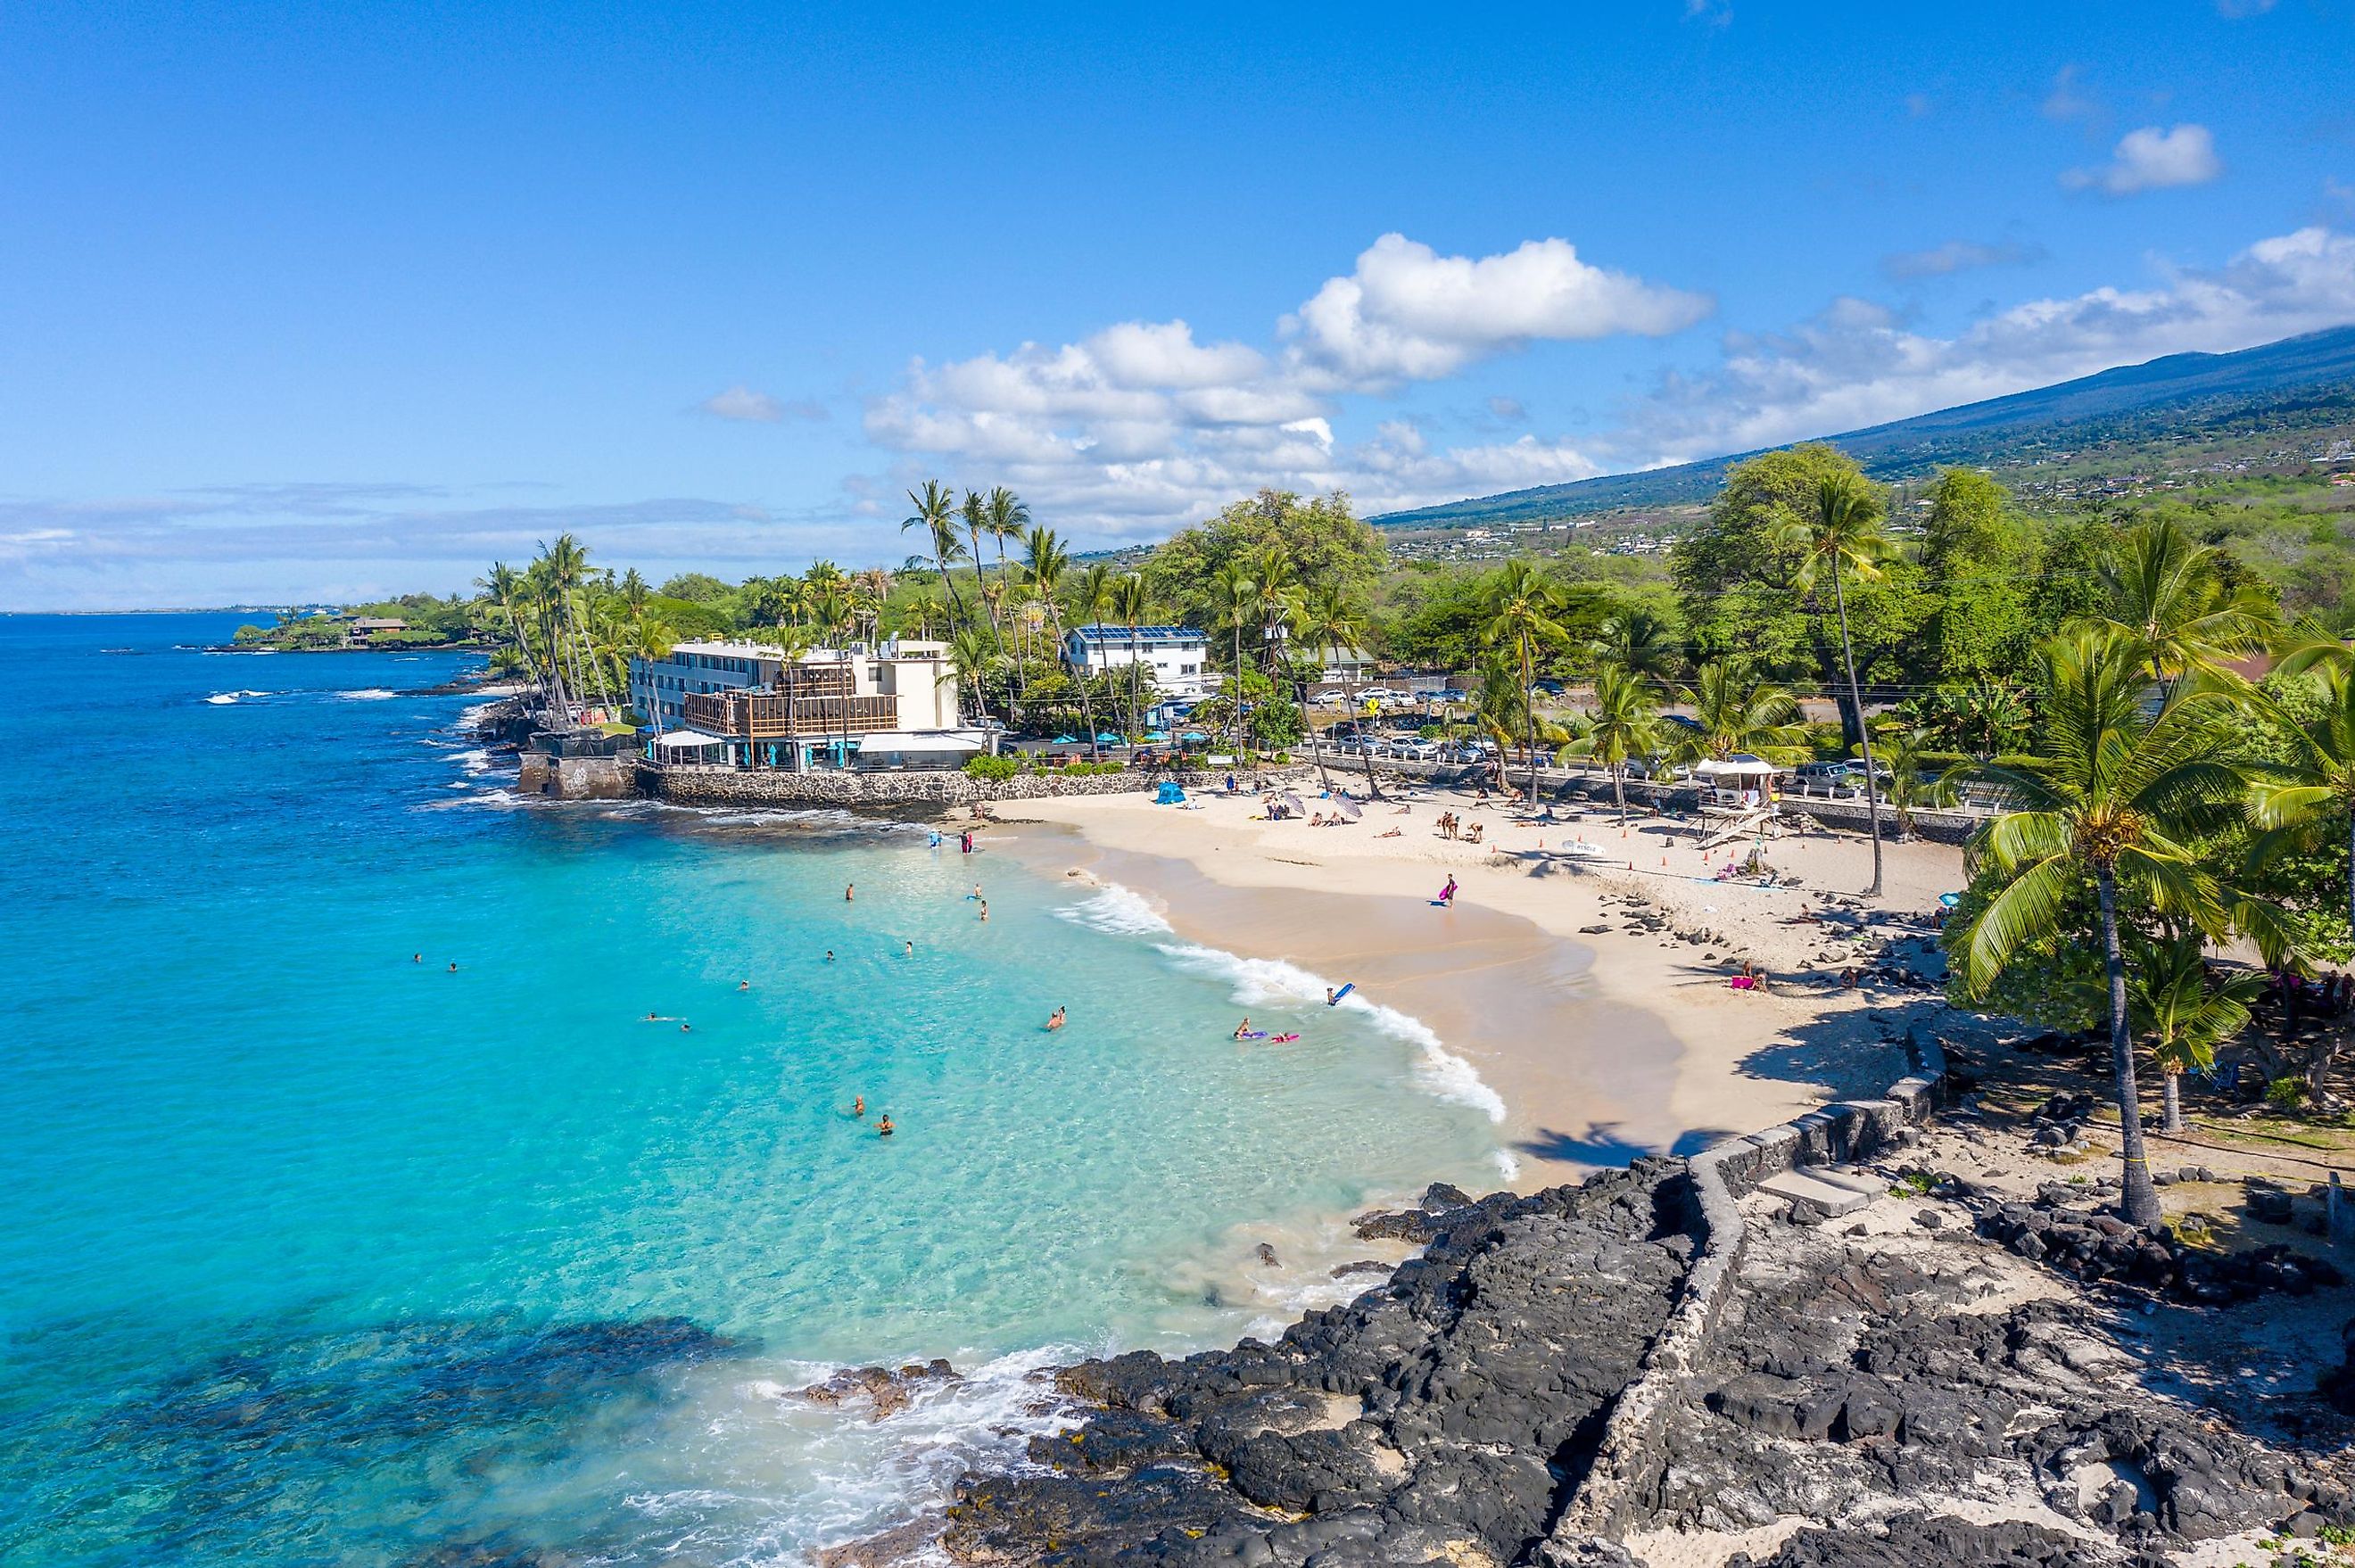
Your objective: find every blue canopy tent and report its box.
[1154,780,1187,805]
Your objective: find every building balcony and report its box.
[683,689,899,739]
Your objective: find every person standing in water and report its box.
[1046,1007,1066,1031]
[979,901,988,922]
[876,1115,895,1137]
[853,1094,865,1118]
[904,939,914,957]
[845,883,855,902]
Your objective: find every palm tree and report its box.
[901,482,970,633]
[2088,516,2276,697]
[1111,572,1153,745]
[1772,474,1895,895]
[2252,663,2355,962]
[1566,664,1661,825]
[1022,526,1078,741]
[1250,545,1300,679]
[1875,723,1961,838]
[1071,562,1114,758]
[1953,626,2249,1230]
[944,624,1001,726]
[476,563,545,699]
[1287,580,1369,794]
[985,488,1031,690]
[1671,661,1808,765]
[960,491,998,645]
[1589,608,1680,688]
[2120,934,2261,1134]
[1483,560,1570,804]
[1204,560,1258,756]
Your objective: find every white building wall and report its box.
[1064,631,1210,698]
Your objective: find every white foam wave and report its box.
[204,689,271,705]
[450,747,493,777]
[1059,880,1508,1125]
[338,688,397,700]
[695,1343,1086,1563]
[1154,943,1508,1124]
[1054,883,1174,937]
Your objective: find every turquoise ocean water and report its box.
[0,614,1503,1567]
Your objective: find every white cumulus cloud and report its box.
[2063,124,2223,195]
[700,384,785,422]
[1285,233,1712,384]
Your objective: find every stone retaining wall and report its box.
[637,762,1311,814]
[1545,1023,1950,1553]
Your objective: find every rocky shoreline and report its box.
[808,1030,2355,1568]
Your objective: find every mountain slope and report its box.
[1374,323,2355,527]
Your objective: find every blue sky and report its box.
[3,0,2351,608]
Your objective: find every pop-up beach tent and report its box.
[1154,780,1186,805]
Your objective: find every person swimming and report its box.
[905,940,914,957]
[447,961,459,972]
[1046,1006,1067,1031]
[876,1115,895,1137]
[969,884,982,900]
[681,1022,691,1032]
[737,980,750,991]
[1231,1017,1252,1041]
[853,1094,865,1118]
[412,953,422,964]
[824,950,835,962]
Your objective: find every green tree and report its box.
[1921,468,2035,681]
[1202,560,1259,755]
[901,481,971,634]
[1145,490,1384,616]
[1566,664,1660,824]
[1290,578,1371,794]
[2120,934,2260,1134]
[2086,516,2276,696]
[1483,560,1571,802]
[1950,626,2249,1229]
[1670,661,1808,765]
[1773,472,1896,895]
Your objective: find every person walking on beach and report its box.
[1436,875,1458,905]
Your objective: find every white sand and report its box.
[989,779,1972,1187]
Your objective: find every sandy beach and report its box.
[990,775,1971,1189]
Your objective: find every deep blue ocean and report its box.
[0,614,1502,1566]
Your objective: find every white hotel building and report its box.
[628,640,983,770]
[1060,625,1211,699]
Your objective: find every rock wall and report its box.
[1543,1023,1948,1553]
[516,752,632,800]
[637,762,1311,814]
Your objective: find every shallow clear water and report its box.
[0,614,1501,1566]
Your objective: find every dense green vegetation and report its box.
[232,592,483,650]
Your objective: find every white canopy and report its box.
[1695,755,1778,781]
[651,729,726,750]
[858,730,986,755]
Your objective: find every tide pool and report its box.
[0,614,1501,1566]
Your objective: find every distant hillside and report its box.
[1374,324,2355,528]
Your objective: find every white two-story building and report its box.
[1061,625,1210,699]
[629,640,982,771]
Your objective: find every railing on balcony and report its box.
[683,689,899,739]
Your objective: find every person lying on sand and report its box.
[1377,828,1402,838]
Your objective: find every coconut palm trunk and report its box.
[1827,562,1884,896]
[2095,867,2164,1230]
[1521,639,1541,805]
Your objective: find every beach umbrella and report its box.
[1335,797,1362,821]
[1282,790,1307,815]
